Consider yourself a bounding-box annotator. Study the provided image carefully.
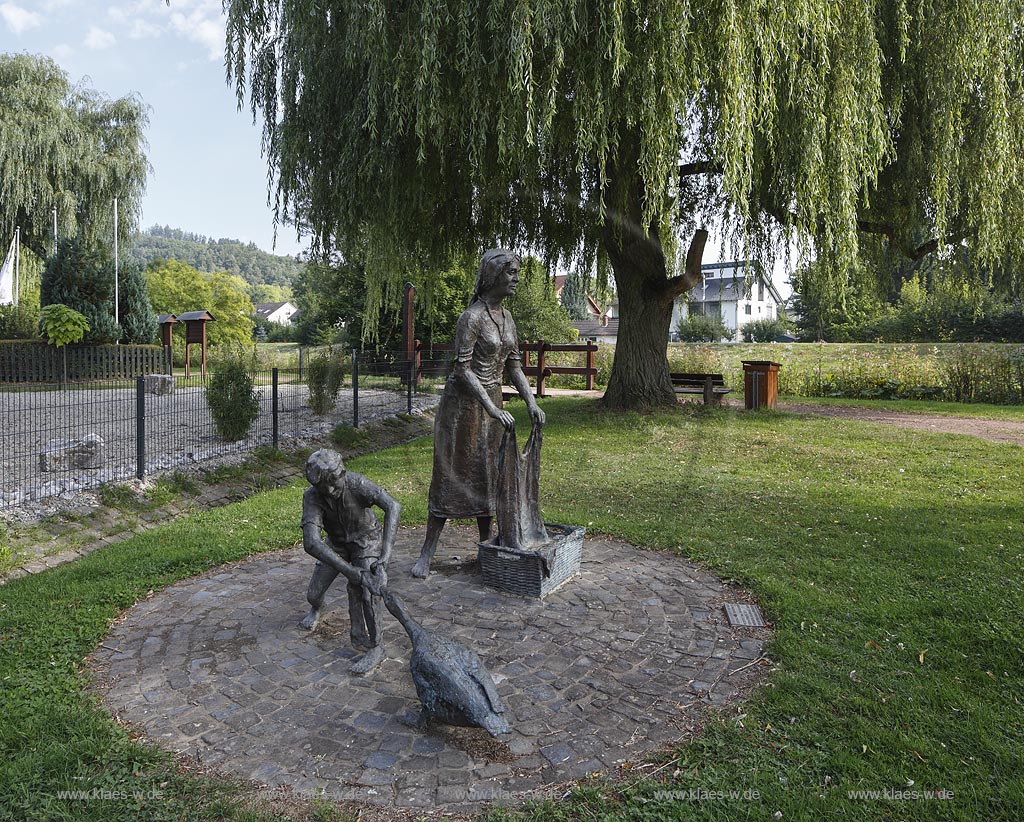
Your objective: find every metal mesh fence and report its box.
[0,351,442,508]
[1,380,139,505]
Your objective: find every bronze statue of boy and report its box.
[300,448,400,675]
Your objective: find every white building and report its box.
[254,301,299,326]
[670,261,783,340]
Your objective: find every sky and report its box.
[1,0,308,258]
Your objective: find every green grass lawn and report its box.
[2,398,1022,820]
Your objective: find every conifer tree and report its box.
[117,261,157,344]
[560,270,591,322]
[40,238,120,344]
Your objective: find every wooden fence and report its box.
[414,340,598,396]
[0,342,169,383]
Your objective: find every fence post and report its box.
[352,349,359,428]
[536,340,546,397]
[402,281,416,385]
[272,367,279,449]
[586,343,596,391]
[298,347,304,382]
[135,376,146,480]
[407,357,414,414]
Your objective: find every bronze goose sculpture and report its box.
[381,588,510,737]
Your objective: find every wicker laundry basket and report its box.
[478,523,585,598]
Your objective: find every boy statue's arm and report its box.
[376,489,399,573]
[365,480,401,573]
[301,508,362,587]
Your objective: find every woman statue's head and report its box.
[473,249,522,303]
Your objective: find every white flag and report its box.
[0,234,15,306]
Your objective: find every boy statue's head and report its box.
[306,449,346,498]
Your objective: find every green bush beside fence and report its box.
[206,350,261,441]
[306,350,346,414]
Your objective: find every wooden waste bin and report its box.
[742,360,781,409]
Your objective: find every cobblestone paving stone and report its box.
[91,527,771,811]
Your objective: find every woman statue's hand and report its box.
[528,405,546,427]
[491,407,515,430]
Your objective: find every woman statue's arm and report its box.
[452,310,515,429]
[508,360,545,427]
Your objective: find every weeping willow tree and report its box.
[0,54,149,263]
[225,0,1024,408]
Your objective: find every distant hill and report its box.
[128,225,304,288]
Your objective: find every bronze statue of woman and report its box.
[411,249,545,578]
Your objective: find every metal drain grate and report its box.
[724,603,766,627]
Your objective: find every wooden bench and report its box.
[670,372,732,406]
[415,340,598,400]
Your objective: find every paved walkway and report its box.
[91,527,770,813]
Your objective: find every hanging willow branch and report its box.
[224,0,1024,342]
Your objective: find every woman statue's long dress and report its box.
[411,250,545,578]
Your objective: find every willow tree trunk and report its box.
[601,230,678,408]
[598,130,707,409]
[600,224,708,410]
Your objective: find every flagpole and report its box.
[113,197,119,327]
[13,226,18,307]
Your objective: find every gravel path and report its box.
[780,401,1024,447]
[1,381,439,506]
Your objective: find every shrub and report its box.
[306,350,346,414]
[741,317,791,342]
[253,316,298,343]
[39,304,89,347]
[267,322,300,343]
[330,423,369,449]
[940,346,1024,404]
[542,342,615,390]
[667,344,724,375]
[206,349,260,441]
[0,303,41,340]
[675,314,733,342]
[800,282,1024,344]
[793,347,944,400]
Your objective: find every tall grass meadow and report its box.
[546,341,1024,404]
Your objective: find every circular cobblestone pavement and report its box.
[91,527,770,812]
